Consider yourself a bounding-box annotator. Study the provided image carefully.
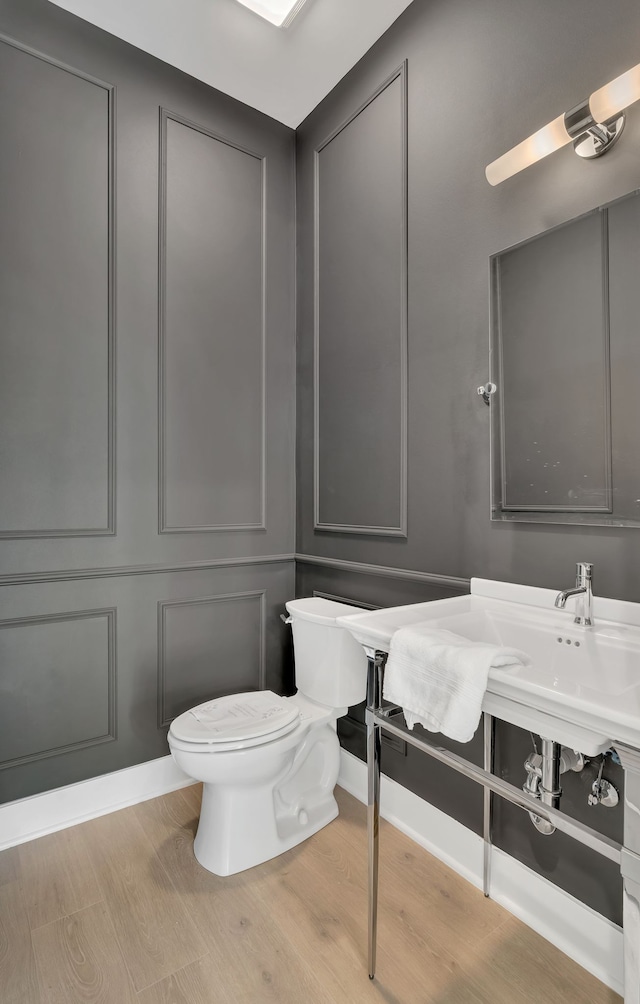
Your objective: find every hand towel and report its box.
[382,625,529,743]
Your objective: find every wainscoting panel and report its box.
[0,34,114,538]
[0,608,116,769]
[0,559,294,805]
[159,110,266,533]
[314,63,407,536]
[158,589,266,726]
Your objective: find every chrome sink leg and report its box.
[367,708,381,980]
[366,650,385,981]
[483,714,495,897]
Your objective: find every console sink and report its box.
[337,577,640,755]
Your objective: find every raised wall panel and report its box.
[0,560,294,804]
[158,589,266,726]
[0,609,116,769]
[159,110,266,533]
[314,64,407,536]
[0,36,115,538]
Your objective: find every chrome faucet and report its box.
[554,562,593,626]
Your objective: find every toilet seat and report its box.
[169,691,301,752]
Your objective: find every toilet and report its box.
[167,597,368,876]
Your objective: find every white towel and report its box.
[382,625,529,743]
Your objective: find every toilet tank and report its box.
[284,597,368,708]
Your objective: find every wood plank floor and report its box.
[0,784,621,1003]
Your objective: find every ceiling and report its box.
[47,0,415,128]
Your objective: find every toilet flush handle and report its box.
[280,613,292,624]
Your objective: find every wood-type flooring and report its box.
[0,784,621,1003]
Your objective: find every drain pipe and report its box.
[538,739,562,834]
[524,740,584,835]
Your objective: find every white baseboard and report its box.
[338,749,623,996]
[0,755,192,851]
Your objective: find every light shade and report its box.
[590,64,640,123]
[485,113,571,187]
[234,0,308,27]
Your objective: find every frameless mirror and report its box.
[490,188,640,527]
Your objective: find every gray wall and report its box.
[295,0,640,925]
[0,0,296,802]
[2,0,638,933]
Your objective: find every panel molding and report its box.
[313,62,408,537]
[0,553,294,587]
[0,33,116,539]
[158,107,267,534]
[0,554,465,591]
[0,607,117,770]
[297,553,470,591]
[312,590,378,610]
[157,588,266,727]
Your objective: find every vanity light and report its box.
[234,0,309,28]
[486,62,640,185]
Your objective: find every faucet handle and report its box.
[576,562,593,583]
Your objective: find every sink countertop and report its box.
[337,578,640,755]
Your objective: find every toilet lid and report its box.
[169,691,300,745]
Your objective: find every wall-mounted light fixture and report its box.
[234,0,309,28]
[486,63,640,185]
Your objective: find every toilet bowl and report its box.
[167,598,368,876]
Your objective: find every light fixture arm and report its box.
[564,98,597,138]
[564,99,625,160]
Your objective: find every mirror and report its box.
[490,189,640,527]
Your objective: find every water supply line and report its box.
[524,738,584,835]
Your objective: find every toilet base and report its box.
[194,784,339,876]
[191,722,342,876]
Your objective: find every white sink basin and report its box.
[337,578,640,755]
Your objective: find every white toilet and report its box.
[167,597,368,876]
